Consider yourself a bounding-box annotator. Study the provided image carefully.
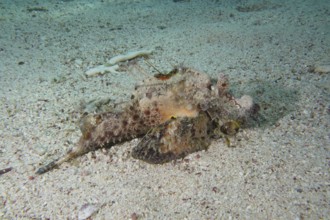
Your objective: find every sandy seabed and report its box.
[0,0,329,219]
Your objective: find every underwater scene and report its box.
[0,0,329,219]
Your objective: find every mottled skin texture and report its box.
[132,112,213,164]
[36,67,256,174]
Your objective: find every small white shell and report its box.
[78,203,99,220]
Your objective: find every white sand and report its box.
[0,0,329,219]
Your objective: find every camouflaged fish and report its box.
[36,67,257,174]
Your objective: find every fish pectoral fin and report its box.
[132,114,211,164]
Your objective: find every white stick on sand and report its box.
[85,49,152,77]
[107,49,153,65]
[85,64,119,77]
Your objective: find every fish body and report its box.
[36,67,256,174]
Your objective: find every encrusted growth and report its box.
[36,66,258,174]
